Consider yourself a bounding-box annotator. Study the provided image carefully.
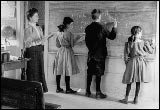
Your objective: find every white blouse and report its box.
[24,22,44,48]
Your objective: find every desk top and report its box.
[1,58,30,72]
[2,58,30,65]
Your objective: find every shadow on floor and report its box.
[50,90,125,103]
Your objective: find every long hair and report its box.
[128,26,142,43]
[57,17,74,32]
[126,26,142,55]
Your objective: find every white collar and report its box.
[29,22,37,27]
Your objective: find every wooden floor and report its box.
[44,84,159,109]
[1,83,158,109]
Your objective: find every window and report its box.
[1,1,17,48]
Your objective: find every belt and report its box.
[61,45,71,48]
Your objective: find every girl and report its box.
[119,26,154,104]
[53,17,80,94]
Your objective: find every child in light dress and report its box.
[119,26,155,104]
[53,17,80,94]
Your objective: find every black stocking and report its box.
[65,76,70,90]
[126,83,132,96]
[56,75,61,89]
[135,82,140,97]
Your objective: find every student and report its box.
[119,26,154,104]
[24,8,48,92]
[85,9,117,99]
[53,17,80,94]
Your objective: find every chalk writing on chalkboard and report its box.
[48,7,156,57]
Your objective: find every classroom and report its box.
[1,1,159,109]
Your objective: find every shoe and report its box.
[66,88,77,94]
[56,88,64,93]
[133,97,138,104]
[119,99,128,104]
[96,92,107,99]
[43,90,48,93]
[85,91,91,97]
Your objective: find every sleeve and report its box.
[56,36,61,48]
[85,27,91,50]
[24,27,33,48]
[124,42,130,65]
[39,26,44,39]
[70,32,74,47]
[38,26,46,45]
[143,41,154,54]
[103,23,117,40]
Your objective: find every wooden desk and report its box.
[1,58,29,80]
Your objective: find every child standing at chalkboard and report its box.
[119,26,154,104]
[53,17,80,94]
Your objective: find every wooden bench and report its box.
[1,77,61,109]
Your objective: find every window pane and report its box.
[1,1,17,46]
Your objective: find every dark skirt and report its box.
[87,56,105,76]
[25,45,48,92]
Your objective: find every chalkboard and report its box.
[47,1,157,57]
